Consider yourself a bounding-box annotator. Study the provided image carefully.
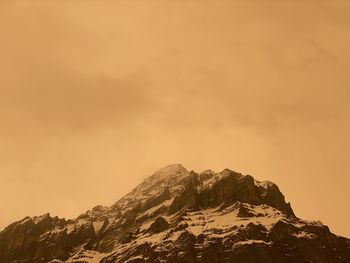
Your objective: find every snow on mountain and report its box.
[0,164,349,263]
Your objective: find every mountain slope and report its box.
[0,164,349,263]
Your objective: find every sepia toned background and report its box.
[0,1,349,237]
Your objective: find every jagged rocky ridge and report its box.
[0,164,349,263]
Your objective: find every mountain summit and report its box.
[0,165,349,262]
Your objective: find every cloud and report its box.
[1,0,350,237]
[0,64,154,134]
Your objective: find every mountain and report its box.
[0,164,349,263]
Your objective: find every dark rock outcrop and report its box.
[0,214,69,262]
[148,217,169,234]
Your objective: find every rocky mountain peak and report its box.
[0,165,349,263]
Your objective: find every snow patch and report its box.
[93,221,105,235]
[292,231,317,239]
[233,239,272,248]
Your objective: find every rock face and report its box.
[0,164,349,263]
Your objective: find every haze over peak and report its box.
[152,163,188,176]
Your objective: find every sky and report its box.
[0,0,350,237]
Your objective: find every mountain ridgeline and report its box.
[0,164,349,262]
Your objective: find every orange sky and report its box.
[0,1,350,237]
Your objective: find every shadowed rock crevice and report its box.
[148,217,170,234]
